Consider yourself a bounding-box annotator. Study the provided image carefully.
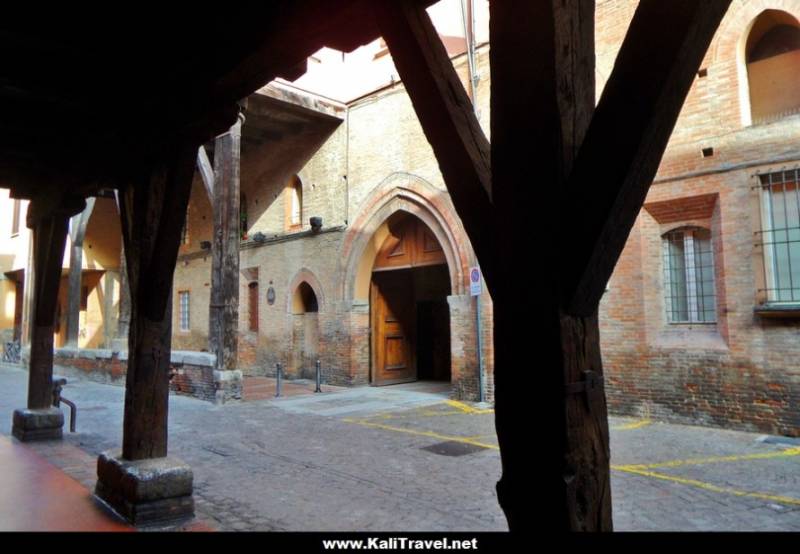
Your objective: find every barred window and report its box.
[662,227,716,323]
[757,169,800,303]
[179,291,190,332]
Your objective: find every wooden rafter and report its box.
[374,0,495,288]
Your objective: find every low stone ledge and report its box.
[12,407,64,441]
[50,347,233,404]
[172,350,215,367]
[95,451,194,525]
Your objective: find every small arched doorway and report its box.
[370,212,451,385]
[290,280,320,379]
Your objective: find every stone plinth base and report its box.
[95,451,194,525]
[213,370,243,404]
[12,407,64,441]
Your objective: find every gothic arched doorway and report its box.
[370,212,451,385]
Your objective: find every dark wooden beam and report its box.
[561,0,731,316]
[65,197,96,347]
[208,116,243,371]
[25,191,86,409]
[490,0,614,532]
[373,0,495,290]
[118,145,195,460]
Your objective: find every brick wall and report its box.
[599,0,800,436]
[169,48,494,402]
[49,348,241,404]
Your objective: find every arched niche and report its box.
[292,281,319,314]
[743,10,800,124]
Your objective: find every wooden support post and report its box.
[378,0,729,531]
[116,146,195,460]
[12,192,85,441]
[65,198,96,347]
[489,0,613,532]
[115,246,131,347]
[112,190,131,350]
[95,106,242,523]
[209,115,244,371]
[374,0,496,290]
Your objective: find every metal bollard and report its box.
[314,360,322,393]
[275,363,282,398]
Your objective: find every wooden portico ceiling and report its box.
[0,0,435,200]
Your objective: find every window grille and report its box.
[179,291,190,332]
[757,169,800,303]
[662,227,716,323]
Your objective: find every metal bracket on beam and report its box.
[564,370,604,411]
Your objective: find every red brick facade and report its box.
[598,0,800,436]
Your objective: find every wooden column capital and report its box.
[26,191,86,229]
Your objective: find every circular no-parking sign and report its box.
[470,267,481,296]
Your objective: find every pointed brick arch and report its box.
[339,174,472,303]
[286,268,325,314]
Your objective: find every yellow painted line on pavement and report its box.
[369,409,465,420]
[614,447,800,471]
[611,419,652,431]
[613,466,800,507]
[445,400,494,415]
[343,418,499,450]
[461,434,499,441]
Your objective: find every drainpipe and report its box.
[460,0,484,403]
[460,0,479,109]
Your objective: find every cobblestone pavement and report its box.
[0,363,799,532]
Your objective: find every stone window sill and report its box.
[754,304,800,318]
[651,325,728,351]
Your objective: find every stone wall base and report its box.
[48,348,241,404]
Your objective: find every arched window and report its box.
[292,281,318,314]
[745,11,800,124]
[285,175,303,230]
[662,227,716,323]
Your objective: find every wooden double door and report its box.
[370,214,452,385]
[370,265,451,386]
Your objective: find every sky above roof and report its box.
[276,0,489,104]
